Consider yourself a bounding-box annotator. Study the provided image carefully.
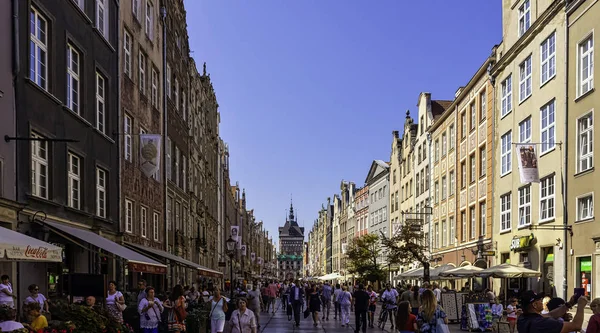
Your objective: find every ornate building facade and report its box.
[278,203,304,280]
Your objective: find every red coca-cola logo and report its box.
[24,245,48,259]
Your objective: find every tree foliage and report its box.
[380,221,428,267]
[346,234,385,282]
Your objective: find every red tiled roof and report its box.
[431,100,453,121]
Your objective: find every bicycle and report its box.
[377,300,397,329]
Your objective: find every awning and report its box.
[45,221,166,274]
[125,242,223,278]
[0,227,63,262]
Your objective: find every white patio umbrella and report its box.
[430,264,457,280]
[475,263,541,278]
[398,267,424,279]
[438,265,484,278]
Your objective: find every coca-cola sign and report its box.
[2,244,63,262]
[24,245,49,259]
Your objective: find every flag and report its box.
[251,253,256,261]
[139,134,161,178]
[241,245,247,256]
[516,144,540,183]
[230,226,239,241]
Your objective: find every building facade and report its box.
[566,0,599,300]
[354,185,369,237]
[278,203,304,280]
[365,160,390,266]
[491,0,566,298]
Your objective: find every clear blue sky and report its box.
[184,0,502,246]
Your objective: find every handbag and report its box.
[436,317,450,333]
[116,302,127,312]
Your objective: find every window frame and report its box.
[519,117,532,143]
[31,132,49,199]
[123,30,132,77]
[66,44,80,114]
[518,0,531,37]
[96,168,107,218]
[145,1,154,40]
[141,206,147,238]
[469,153,476,184]
[501,75,513,117]
[139,51,146,94]
[501,131,512,176]
[540,32,556,85]
[540,99,556,154]
[518,185,532,227]
[577,111,594,172]
[124,114,132,161]
[577,34,594,97]
[30,7,48,90]
[96,72,106,133]
[470,206,476,239]
[153,212,159,241]
[67,152,81,209]
[151,68,158,106]
[576,193,594,221]
[449,124,455,149]
[539,175,556,222]
[96,0,108,38]
[480,202,486,236]
[125,199,133,233]
[519,56,532,102]
[500,193,512,232]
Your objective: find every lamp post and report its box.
[226,236,237,299]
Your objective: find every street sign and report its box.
[218,261,226,267]
[481,251,496,257]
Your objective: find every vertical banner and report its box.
[230,226,239,241]
[341,243,347,254]
[257,257,263,266]
[139,134,162,178]
[516,144,540,183]
[241,245,247,256]
[237,236,243,250]
[251,253,256,262]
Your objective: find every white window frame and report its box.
[540,32,556,85]
[519,117,532,143]
[174,146,180,185]
[518,0,531,37]
[145,1,154,40]
[96,72,106,133]
[470,206,476,239]
[500,193,512,232]
[519,56,532,102]
[68,152,81,209]
[123,30,131,77]
[480,202,486,236]
[166,137,172,179]
[470,103,476,130]
[153,212,159,241]
[182,91,186,119]
[479,90,486,121]
[96,168,107,218]
[449,170,455,196]
[31,132,48,199]
[539,175,555,222]
[540,100,556,154]
[182,155,187,191]
[518,185,531,227]
[151,68,158,106]
[501,75,512,117]
[501,131,512,175]
[125,199,133,233]
[449,124,455,149]
[174,78,179,109]
[577,112,594,172]
[96,0,108,38]
[441,175,447,200]
[124,114,132,161]
[66,44,80,114]
[576,193,594,221]
[449,216,455,244]
[470,154,476,183]
[139,51,146,93]
[132,0,141,19]
[480,146,487,177]
[141,206,147,238]
[442,133,447,156]
[30,7,48,90]
[578,34,594,97]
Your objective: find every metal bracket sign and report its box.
[481,251,496,257]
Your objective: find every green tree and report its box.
[380,221,431,281]
[346,234,386,283]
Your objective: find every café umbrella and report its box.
[0,227,63,262]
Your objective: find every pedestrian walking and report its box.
[0,275,16,308]
[138,286,164,333]
[367,285,377,328]
[396,301,417,333]
[247,284,262,329]
[308,286,322,327]
[289,281,305,327]
[338,285,352,327]
[416,289,447,333]
[229,298,257,333]
[352,284,369,333]
[164,284,187,333]
[380,283,399,329]
[208,287,228,333]
[321,281,333,321]
[106,280,125,324]
[333,284,342,320]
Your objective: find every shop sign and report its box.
[580,259,592,272]
[509,234,534,252]
[128,262,167,274]
[4,245,62,262]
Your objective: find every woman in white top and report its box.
[0,305,25,331]
[106,280,125,323]
[209,287,228,333]
[23,284,49,313]
[138,286,164,333]
[0,275,16,308]
[338,286,353,327]
[229,298,257,333]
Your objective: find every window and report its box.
[434,223,439,249]
[442,133,447,156]
[519,56,532,102]
[96,168,107,218]
[577,194,594,220]
[167,196,172,230]
[425,166,430,188]
[153,212,159,240]
[540,176,555,221]
[174,146,180,185]
[449,124,455,149]
[72,0,84,9]
[96,72,106,133]
[461,161,466,188]
[139,52,146,93]
[151,68,158,107]
[434,139,439,162]
[31,132,48,199]
[441,176,447,200]
[125,199,133,233]
[479,90,486,121]
[470,103,476,130]
[182,155,187,191]
[501,131,512,175]
[540,100,556,153]
[518,185,531,227]
[461,112,466,139]
[166,65,171,97]
[479,146,486,177]
[68,153,81,209]
[166,138,172,179]
[470,206,476,239]
[123,31,131,77]
[519,117,532,143]
[132,0,140,18]
[480,202,486,236]
[66,44,80,114]
[182,91,186,119]
[450,216,455,244]
[461,211,466,241]
[416,174,420,196]
[470,154,476,183]
[174,78,179,109]
[435,181,439,204]
[449,171,455,196]
[541,32,556,84]
[519,0,531,37]
[141,206,147,238]
[96,0,108,37]
[124,115,132,162]
[501,76,513,117]
[578,113,593,172]
[30,7,48,90]
[145,1,154,40]
[501,193,512,231]
[578,35,594,96]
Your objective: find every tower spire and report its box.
[289,196,295,222]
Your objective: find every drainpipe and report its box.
[562,0,568,301]
[12,0,19,200]
[160,5,169,288]
[115,0,124,289]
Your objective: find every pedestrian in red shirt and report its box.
[396,301,417,333]
[586,298,600,333]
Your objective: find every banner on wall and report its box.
[237,236,242,250]
[341,243,347,254]
[516,144,540,183]
[241,245,247,256]
[251,252,256,261]
[257,257,263,265]
[139,134,162,177]
[230,226,239,241]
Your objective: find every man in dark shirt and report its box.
[289,281,305,327]
[516,290,587,333]
[352,284,370,333]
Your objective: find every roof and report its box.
[431,100,453,121]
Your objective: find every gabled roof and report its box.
[431,100,453,121]
[364,160,390,184]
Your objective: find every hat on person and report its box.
[547,297,566,311]
[520,290,545,311]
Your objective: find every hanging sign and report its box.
[139,134,162,178]
[516,144,540,183]
[241,245,247,256]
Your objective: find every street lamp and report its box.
[226,236,237,299]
